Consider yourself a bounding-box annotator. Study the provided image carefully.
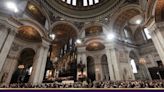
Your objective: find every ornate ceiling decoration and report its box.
[17,26,42,42]
[86,41,105,51]
[41,0,125,21]
[26,2,46,25]
[114,9,140,32]
[155,0,164,22]
[50,23,77,59]
[52,23,77,45]
[85,26,103,36]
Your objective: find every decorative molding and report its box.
[0,16,20,32]
[41,0,125,22]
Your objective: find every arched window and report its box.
[67,0,71,4]
[124,28,129,38]
[72,0,77,6]
[83,0,99,6]
[130,59,138,73]
[61,0,99,6]
[83,0,88,6]
[89,0,94,5]
[28,67,33,75]
[144,28,151,40]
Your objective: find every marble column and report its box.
[147,21,164,65]
[29,40,49,84]
[0,29,16,73]
[0,26,8,50]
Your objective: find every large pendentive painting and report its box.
[85,26,103,36]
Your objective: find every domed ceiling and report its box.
[41,0,125,21]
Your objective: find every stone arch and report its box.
[51,21,79,36]
[128,50,141,80]
[49,21,79,78]
[18,48,35,66]
[110,4,142,26]
[110,4,142,36]
[146,0,157,19]
[10,48,35,83]
[133,27,145,44]
[101,54,110,80]
[18,19,49,41]
[50,21,78,56]
[87,56,96,81]
[129,50,139,73]
[129,50,139,62]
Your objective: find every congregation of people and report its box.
[0,80,164,88]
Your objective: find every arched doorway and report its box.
[87,56,95,81]
[101,54,110,80]
[45,23,78,82]
[130,59,138,74]
[129,51,138,75]
[10,48,35,83]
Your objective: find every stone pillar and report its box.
[0,44,19,86]
[29,40,49,84]
[0,29,16,73]
[0,26,8,50]
[147,21,164,65]
[93,55,103,81]
[108,48,121,80]
[76,53,81,80]
[143,64,152,80]
[105,48,115,80]
[4,54,18,84]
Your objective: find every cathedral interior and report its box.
[0,0,164,88]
